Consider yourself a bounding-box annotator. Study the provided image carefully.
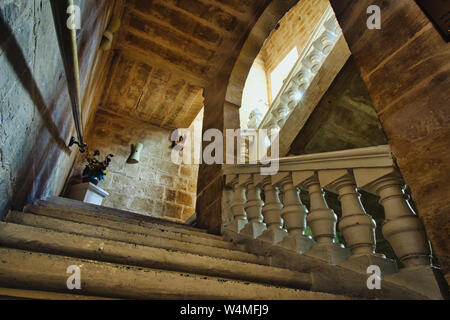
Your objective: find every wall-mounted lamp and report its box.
[126,143,143,164]
[100,15,121,51]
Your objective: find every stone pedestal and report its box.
[384,266,447,300]
[339,253,398,275]
[278,234,315,254]
[304,243,351,265]
[66,182,109,206]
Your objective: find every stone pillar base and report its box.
[222,228,240,243]
[339,253,397,275]
[240,222,266,239]
[223,219,247,234]
[257,228,288,245]
[278,234,315,254]
[384,266,448,300]
[304,243,351,265]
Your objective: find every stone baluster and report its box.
[320,169,397,273]
[225,175,248,234]
[293,171,349,264]
[330,172,377,256]
[255,176,288,244]
[352,168,441,297]
[369,171,432,267]
[274,102,289,128]
[303,49,324,73]
[292,69,312,93]
[324,15,340,37]
[238,133,249,164]
[274,172,314,253]
[240,174,266,238]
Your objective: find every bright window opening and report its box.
[270,47,299,99]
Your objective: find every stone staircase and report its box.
[0,193,445,299]
[0,197,351,300]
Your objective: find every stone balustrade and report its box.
[222,145,433,273]
[251,6,341,132]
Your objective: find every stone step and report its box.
[39,197,209,234]
[25,203,241,251]
[0,222,311,290]
[0,248,348,300]
[6,211,269,266]
[0,287,117,300]
[36,197,213,236]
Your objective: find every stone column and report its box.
[275,173,314,253]
[257,176,288,245]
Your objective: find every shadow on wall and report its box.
[0,13,72,217]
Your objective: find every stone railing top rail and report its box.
[222,145,394,176]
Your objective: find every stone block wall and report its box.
[69,108,201,222]
[0,0,113,218]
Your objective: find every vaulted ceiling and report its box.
[99,0,270,129]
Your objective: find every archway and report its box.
[196,0,450,282]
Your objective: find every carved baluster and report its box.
[274,103,289,128]
[225,175,248,234]
[293,171,350,264]
[303,49,324,73]
[331,172,377,256]
[292,69,312,93]
[240,175,266,238]
[275,173,314,253]
[370,172,431,267]
[305,175,338,244]
[256,176,288,244]
[320,169,397,273]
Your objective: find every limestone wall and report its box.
[0,0,113,218]
[68,109,201,222]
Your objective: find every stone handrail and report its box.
[223,145,394,175]
[255,5,341,131]
[222,145,432,276]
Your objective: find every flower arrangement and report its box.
[82,150,114,185]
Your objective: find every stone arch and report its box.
[219,0,450,282]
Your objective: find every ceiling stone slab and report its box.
[98,0,269,128]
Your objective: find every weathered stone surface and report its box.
[0,0,113,219]
[289,57,387,155]
[0,248,346,300]
[4,199,444,299]
[69,109,198,222]
[176,191,194,207]
[330,0,450,280]
[0,222,313,290]
[97,0,272,128]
